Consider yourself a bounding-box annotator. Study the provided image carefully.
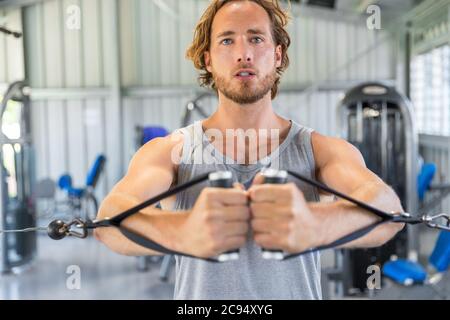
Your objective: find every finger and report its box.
[251,217,290,234]
[223,221,249,237]
[251,218,273,233]
[248,184,285,202]
[249,183,300,203]
[250,202,291,219]
[204,188,248,206]
[221,206,250,222]
[222,235,247,252]
[220,189,249,206]
[253,233,281,250]
[206,206,249,222]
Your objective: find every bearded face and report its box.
[205,1,283,105]
[212,63,278,105]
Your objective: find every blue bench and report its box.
[383,162,450,285]
[383,231,450,285]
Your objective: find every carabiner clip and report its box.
[47,218,88,240]
[66,218,89,238]
[422,213,450,231]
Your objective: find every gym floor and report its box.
[0,234,175,300]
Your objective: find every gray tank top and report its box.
[172,120,322,300]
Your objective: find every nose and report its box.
[235,38,253,63]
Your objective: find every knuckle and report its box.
[285,207,295,218]
[203,188,216,199]
[250,186,262,197]
[237,191,249,202]
[204,209,215,221]
[201,188,211,197]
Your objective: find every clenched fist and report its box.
[248,178,324,254]
[178,186,250,258]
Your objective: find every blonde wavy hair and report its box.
[186,0,291,99]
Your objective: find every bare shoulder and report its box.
[129,131,185,170]
[311,131,365,169]
[111,131,186,198]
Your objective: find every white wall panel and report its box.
[0,8,24,84]
[65,99,86,185]
[42,0,63,87]
[0,9,6,84]
[82,0,103,86]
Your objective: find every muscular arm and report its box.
[94,133,187,256]
[310,132,405,248]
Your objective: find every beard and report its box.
[212,68,278,105]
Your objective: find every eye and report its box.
[252,37,263,44]
[221,38,233,45]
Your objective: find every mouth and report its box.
[235,69,256,80]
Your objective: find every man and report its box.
[95,0,404,299]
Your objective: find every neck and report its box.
[203,91,289,132]
[200,91,292,165]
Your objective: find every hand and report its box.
[248,178,324,253]
[177,185,250,258]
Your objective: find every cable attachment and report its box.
[47,218,88,240]
[422,213,450,231]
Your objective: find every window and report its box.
[410,44,450,135]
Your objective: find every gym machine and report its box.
[334,82,419,296]
[0,81,37,273]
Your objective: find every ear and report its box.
[204,51,212,73]
[275,45,282,68]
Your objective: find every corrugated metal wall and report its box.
[10,0,395,200]
[0,7,24,86]
[22,0,117,201]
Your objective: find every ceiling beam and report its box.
[0,0,48,9]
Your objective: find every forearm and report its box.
[309,181,405,248]
[95,192,187,256]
